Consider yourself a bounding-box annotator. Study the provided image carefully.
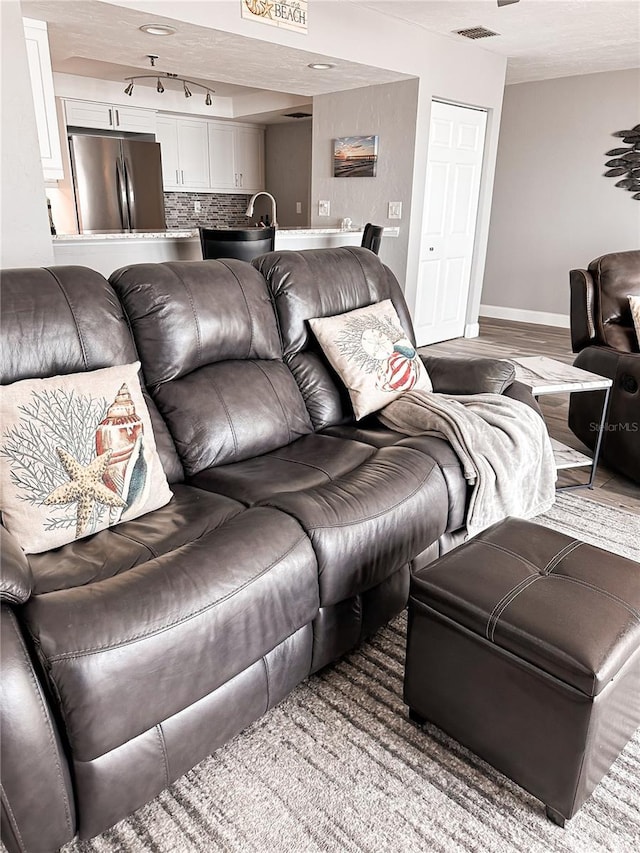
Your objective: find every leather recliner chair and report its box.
[568,250,640,484]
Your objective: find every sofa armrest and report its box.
[0,525,32,605]
[419,354,516,395]
[1,605,76,853]
[502,380,543,416]
[570,268,597,353]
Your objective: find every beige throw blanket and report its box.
[378,391,556,536]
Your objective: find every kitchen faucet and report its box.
[245,192,278,228]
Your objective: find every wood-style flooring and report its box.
[421,318,640,517]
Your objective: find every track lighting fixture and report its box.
[123,55,214,106]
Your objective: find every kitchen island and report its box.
[52,228,399,277]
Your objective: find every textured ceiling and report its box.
[344,0,640,84]
[22,0,411,98]
[21,0,640,108]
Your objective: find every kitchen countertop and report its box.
[52,227,399,241]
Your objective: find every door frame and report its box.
[406,96,495,344]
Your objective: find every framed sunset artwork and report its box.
[333,136,379,178]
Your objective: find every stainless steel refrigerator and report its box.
[69,134,166,233]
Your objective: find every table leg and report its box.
[558,385,612,492]
[587,385,611,488]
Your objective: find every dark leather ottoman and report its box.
[404,517,640,826]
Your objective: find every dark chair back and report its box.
[361,223,384,255]
[199,227,276,262]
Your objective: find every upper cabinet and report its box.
[207,123,236,191]
[23,18,63,180]
[64,99,157,134]
[169,117,264,194]
[155,117,210,190]
[233,125,264,194]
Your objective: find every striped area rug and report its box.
[66,493,640,853]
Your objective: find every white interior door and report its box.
[414,101,487,346]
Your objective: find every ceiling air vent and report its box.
[283,111,312,118]
[455,26,500,39]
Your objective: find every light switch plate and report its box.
[318,200,330,216]
[296,202,302,214]
[194,200,202,214]
[388,201,402,219]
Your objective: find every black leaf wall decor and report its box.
[604,125,640,200]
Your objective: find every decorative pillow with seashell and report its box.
[308,299,433,420]
[0,362,172,554]
[629,295,640,348]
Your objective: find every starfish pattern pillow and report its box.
[630,295,640,348]
[0,362,172,554]
[308,299,432,420]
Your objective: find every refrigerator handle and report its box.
[115,157,130,231]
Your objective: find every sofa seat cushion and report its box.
[28,484,243,594]
[191,435,449,607]
[189,434,376,504]
[24,507,318,763]
[322,423,468,534]
[260,445,448,607]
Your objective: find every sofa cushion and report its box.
[28,484,243,594]
[190,434,376,504]
[191,434,449,607]
[110,260,313,473]
[321,424,469,534]
[0,265,183,483]
[308,299,432,419]
[253,247,417,430]
[24,506,318,763]
[1,363,173,554]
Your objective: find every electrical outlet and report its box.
[194,200,202,214]
[296,202,302,214]
[318,200,330,217]
[388,201,402,219]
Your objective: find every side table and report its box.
[511,355,612,491]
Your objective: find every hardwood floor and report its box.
[421,318,640,517]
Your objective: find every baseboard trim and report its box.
[464,323,479,338]
[480,304,570,328]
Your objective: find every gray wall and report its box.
[482,69,640,322]
[311,79,419,285]
[264,120,312,227]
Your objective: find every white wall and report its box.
[311,79,418,284]
[482,69,640,326]
[1,0,53,267]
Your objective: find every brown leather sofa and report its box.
[1,248,531,853]
[568,250,640,483]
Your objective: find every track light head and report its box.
[205,91,212,106]
[124,81,134,96]
[183,82,192,98]
[156,78,164,93]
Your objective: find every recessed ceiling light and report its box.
[139,23,177,36]
[308,62,334,70]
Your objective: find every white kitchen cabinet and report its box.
[23,18,63,180]
[156,116,210,190]
[64,99,156,134]
[207,123,236,190]
[234,125,264,193]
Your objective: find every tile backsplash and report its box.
[164,192,250,229]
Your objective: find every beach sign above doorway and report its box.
[241,0,308,33]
